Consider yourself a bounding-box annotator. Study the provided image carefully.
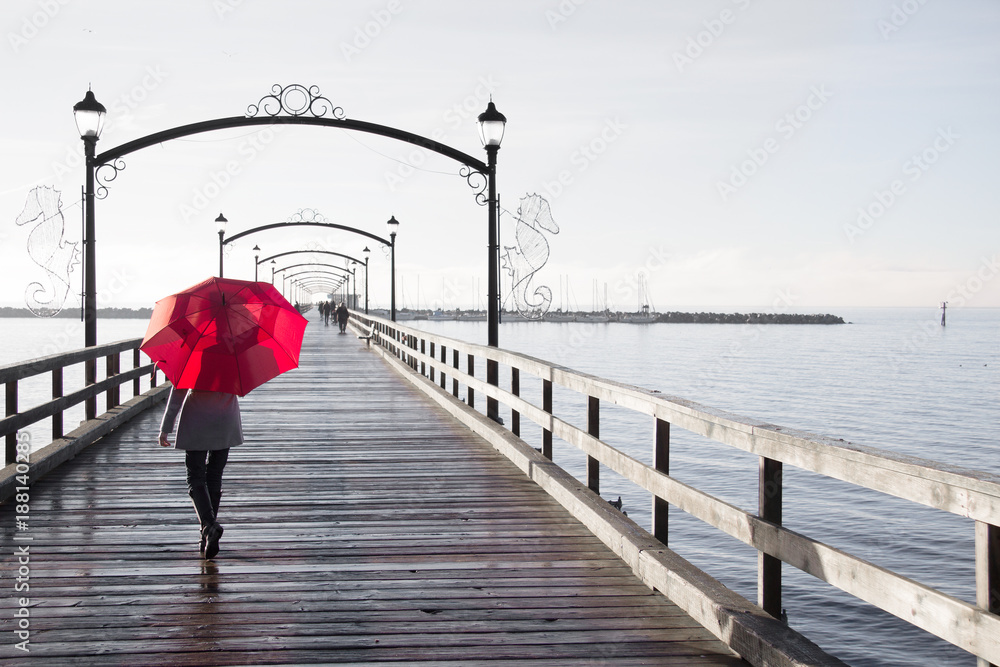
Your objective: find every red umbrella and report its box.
[140,277,308,397]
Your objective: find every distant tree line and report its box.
[0,306,153,319]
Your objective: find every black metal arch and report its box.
[276,262,351,276]
[225,221,390,248]
[298,279,342,287]
[95,115,487,174]
[259,248,367,267]
[284,269,350,281]
[297,279,343,288]
[80,83,501,424]
[297,281,343,293]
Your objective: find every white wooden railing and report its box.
[354,312,1000,667]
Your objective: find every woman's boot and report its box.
[190,486,223,558]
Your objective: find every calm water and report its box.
[3,308,998,665]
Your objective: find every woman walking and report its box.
[141,277,307,558]
[158,387,243,559]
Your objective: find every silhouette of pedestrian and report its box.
[336,302,349,333]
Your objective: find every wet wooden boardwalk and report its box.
[2,314,744,666]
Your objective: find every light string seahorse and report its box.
[502,193,559,318]
[15,185,79,316]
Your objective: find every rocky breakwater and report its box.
[657,311,845,324]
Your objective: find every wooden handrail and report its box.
[0,338,142,384]
[353,311,1000,666]
[2,338,158,465]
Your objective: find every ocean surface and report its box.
[3,307,998,666]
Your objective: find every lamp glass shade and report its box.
[386,215,400,237]
[477,101,506,147]
[215,213,228,234]
[73,90,106,138]
[363,246,371,260]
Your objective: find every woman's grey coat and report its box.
[159,386,244,451]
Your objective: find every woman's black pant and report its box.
[185,449,229,527]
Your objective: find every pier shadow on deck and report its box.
[1,315,744,665]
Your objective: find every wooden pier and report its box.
[1,320,747,665]
[5,310,999,666]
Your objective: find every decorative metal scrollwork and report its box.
[94,158,126,200]
[288,207,328,223]
[460,165,489,206]
[247,84,345,119]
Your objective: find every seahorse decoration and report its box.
[15,186,79,316]
[502,193,559,319]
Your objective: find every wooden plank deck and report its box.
[1,314,745,666]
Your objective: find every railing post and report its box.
[759,456,783,619]
[426,341,431,380]
[510,367,520,437]
[542,379,553,460]
[52,367,64,441]
[587,396,599,494]
[976,520,1000,667]
[653,418,670,545]
[85,357,96,420]
[105,353,120,410]
[440,345,447,390]
[133,348,141,397]
[487,358,499,422]
[5,381,17,465]
[466,354,475,408]
[452,349,459,398]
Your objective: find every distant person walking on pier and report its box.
[158,387,241,558]
[336,302,349,333]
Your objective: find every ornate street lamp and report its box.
[252,245,261,281]
[387,215,400,322]
[362,246,370,314]
[74,89,107,139]
[478,100,506,422]
[74,88,107,420]
[477,100,506,148]
[215,212,228,277]
[270,259,277,285]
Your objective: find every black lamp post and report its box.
[362,246,370,314]
[478,100,506,422]
[387,215,400,321]
[215,213,228,278]
[74,88,106,421]
[253,245,260,281]
[350,261,358,309]
[270,259,277,285]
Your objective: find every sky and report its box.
[1,0,999,316]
